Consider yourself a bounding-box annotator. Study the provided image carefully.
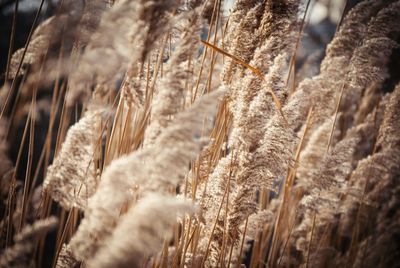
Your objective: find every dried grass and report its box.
[1,0,400,267]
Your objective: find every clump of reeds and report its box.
[1,0,400,267]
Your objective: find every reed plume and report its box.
[227,54,290,244]
[221,2,264,82]
[88,194,196,268]
[144,8,202,145]
[337,82,400,267]
[293,132,360,266]
[43,106,104,210]
[0,217,57,268]
[67,0,179,105]
[339,0,400,129]
[55,244,78,268]
[8,0,108,79]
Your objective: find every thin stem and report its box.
[305,211,317,268]
[1,0,46,119]
[5,0,19,80]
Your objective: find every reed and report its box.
[1,0,399,267]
